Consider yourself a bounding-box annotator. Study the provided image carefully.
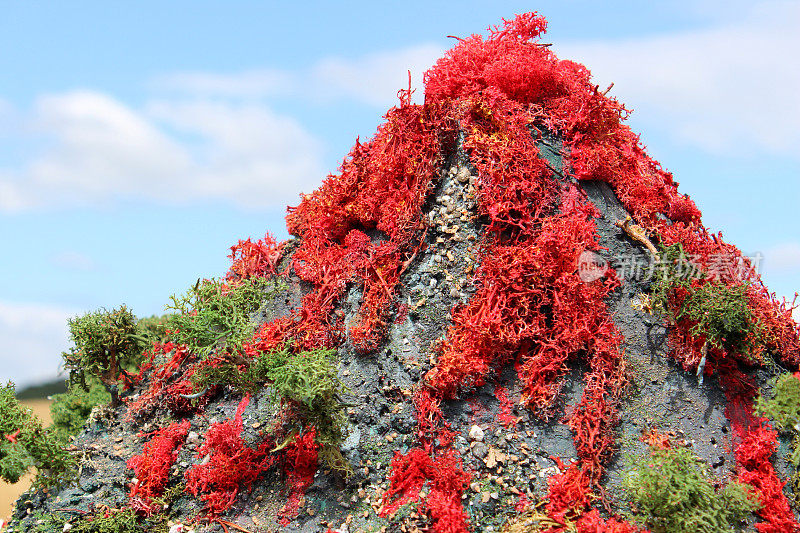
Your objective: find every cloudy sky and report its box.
[1,0,798,387]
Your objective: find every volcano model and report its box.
[6,12,800,533]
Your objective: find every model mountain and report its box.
[6,12,800,533]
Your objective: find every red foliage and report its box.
[127,419,191,514]
[575,509,645,533]
[380,388,470,532]
[381,447,471,533]
[640,429,673,450]
[720,367,800,532]
[736,424,800,533]
[227,234,284,281]
[545,459,595,519]
[245,100,454,356]
[425,13,564,105]
[184,397,274,516]
[278,429,320,526]
[124,343,215,420]
[494,385,517,428]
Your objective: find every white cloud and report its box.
[0,42,447,213]
[31,91,192,199]
[146,100,323,205]
[763,242,800,274]
[0,301,76,387]
[152,69,293,98]
[154,44,443,108]
[310,44,443,107]
[0,97,11,123]
[0,91,324,211]
[0,174,31,212]
[554,0,800,156]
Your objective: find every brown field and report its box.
[0,399,52,523]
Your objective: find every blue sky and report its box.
[1,0,798,386]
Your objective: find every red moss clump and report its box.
[278,429,320,526]
[721,368,800,532]
[576,509,645,533]
[735,424,799,533]
[381,447,470,533]
[380,389,470,532]
[494,385,517,428]
[247,99,453,355]
[127,419,191,514]
[185,397,274,516]
[424,13,562,105]
[227,234,284,281]
[124,343,215,420]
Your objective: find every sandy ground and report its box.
[0,399,52,523]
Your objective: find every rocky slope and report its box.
[8,12,800,533]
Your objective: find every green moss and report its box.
[195,344,351,476]
[191,343,286,394]
[136,314,173,344]
[756,371,800,496]
[49,380,112,440]
[681,282,753,351]
[0,382,75,488]
[623,445,759,532]
[27,507,170,533]
[650,243,761,356]
[268,348,349,472]
[166,276,281,358]
[166,276,350,475]
[757,372,800,430]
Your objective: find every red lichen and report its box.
[247,98,454,356]
[227,234,284,281]
[124,343,215,420]
[721,367,800,532]
[185,397,274,516]
[381,447,471,533]
[277,429,320,526]
[494,385,517,428]
[127,419,191,514]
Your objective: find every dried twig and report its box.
[615,216,659,259]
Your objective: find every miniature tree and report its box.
[0,382,74,487]
[62,306,149,407]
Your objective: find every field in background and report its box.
[0,399,52,522]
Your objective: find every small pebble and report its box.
[469,425,484,441]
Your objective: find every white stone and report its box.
[468,425,484,442]
[169,525,195,533]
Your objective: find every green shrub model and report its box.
[62,306,150,407]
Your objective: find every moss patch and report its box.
[623,444,759,532]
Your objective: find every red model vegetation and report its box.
[185,397,274,516]
[278,429,321,526]
[114,11,800,532]
[127,419,191,514]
